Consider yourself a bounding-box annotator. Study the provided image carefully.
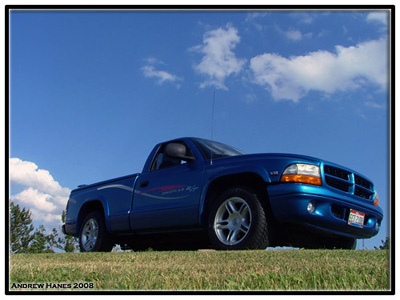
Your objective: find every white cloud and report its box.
[250,37,388,102]
[141,57,183,88]
[366,11,388,26]
[274,25,313,42]
[30,208,62,224]
[9,158,70,196]
[285,29,312,41]
[143,56,165,65]
[9,158,71,228]
[142,65,183,87]
[192,24,246,90]
[285,30,303,41]
[12,187,57,213]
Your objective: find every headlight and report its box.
[280,163,322,186]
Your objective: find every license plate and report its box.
[348,209,365,228]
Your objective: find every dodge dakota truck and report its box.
[62,137,383,252]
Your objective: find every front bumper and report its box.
[267,183,383,239]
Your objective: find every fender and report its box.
[198,163,272,223]
[208,163,271,184]
[76,195,111,235]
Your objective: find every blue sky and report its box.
[9,8,391,250]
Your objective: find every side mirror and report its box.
[164,143,195,162]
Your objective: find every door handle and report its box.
[140,180,149,188]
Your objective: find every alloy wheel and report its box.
[213,197,252,246]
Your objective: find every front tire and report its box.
[79,211,113,252]
[208,187,269,250]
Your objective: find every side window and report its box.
[154,152,164,171]
[150,142,194,172]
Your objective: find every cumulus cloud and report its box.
[250,37,388,102]
[9,158,70,226]
[191,24,246,90]
[12,187,60,216]
[30,208,62,224]
[141,58,183,88]
[10,158,70,196]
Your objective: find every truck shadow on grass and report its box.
[9,249,390,292]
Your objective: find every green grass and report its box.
[9,249,390,291]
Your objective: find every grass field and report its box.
[9,249,390,292]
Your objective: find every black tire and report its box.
[207,187,269,250]
[79,211,114,252]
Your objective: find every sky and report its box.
[8,8,391,250]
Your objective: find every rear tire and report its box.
[79,211,114,252]
[207,187,269,250]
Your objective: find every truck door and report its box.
[131,140,204,231]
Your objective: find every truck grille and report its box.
[323,165,374,201]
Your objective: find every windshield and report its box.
[191,138,245,160]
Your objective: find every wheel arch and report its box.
[77,199,110,235]
[200,171,273,227]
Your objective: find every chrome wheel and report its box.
[213,197,252,246]
[81,218,99,251]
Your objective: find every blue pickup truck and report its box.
[63,137,383,252]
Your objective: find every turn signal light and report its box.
[373,192,379,206]
[280,174,322,186]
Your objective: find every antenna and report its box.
[210,91,215,166]
[211,91,215,141]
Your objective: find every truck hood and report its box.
[212,152,323,165]
[209,153,370,183]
